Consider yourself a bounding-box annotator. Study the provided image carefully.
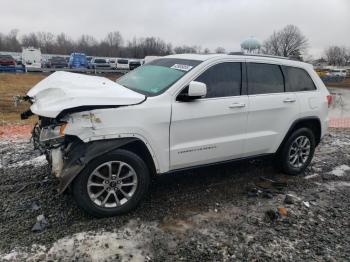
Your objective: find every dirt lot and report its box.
[0,129,349,261]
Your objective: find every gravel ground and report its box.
[0,129,350,261]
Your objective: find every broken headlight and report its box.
[39,123,67,146]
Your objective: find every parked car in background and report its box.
[327,69,347,78]
[89,58,110,69]
[22,47,42,71]
[0,54,17,67]
[87,56,93,68]
[129,60,142,70]
[109,58,117,69]
[116,58,129,70]
[68,53,88,69]
[41,58,51,68]
[49,56,68,68]
[23,54,330,217]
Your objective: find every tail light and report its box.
[327,95,333,107]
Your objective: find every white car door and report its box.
[244,62,300,156]
[170,62,248,170]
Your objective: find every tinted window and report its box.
[118,59,128,64]
[247,63,284,95]
[195,63,241,98]
[282,66,316,92]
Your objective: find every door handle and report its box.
[283,98,296,103]
[229,102,246,108]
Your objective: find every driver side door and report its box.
[169,62,249,170]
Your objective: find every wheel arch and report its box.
[59,137,158,194]
[277,116,322,154]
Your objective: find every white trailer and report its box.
[22,47,42,71]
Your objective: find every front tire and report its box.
[72,149,150,217]
[279,128,316,175]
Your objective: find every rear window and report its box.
[95,59,106,63]
[0,55,14,60]
[118,59,128,64]
[247,63,284,95]
[282,66,316,92]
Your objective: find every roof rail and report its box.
[228,52,290,60]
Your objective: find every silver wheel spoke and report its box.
[121,182,136,187]
[88,182,105,187]
[91,188,106,200]
[111,190,120,206]
[101,191,112,206]
[107,163,113,179]
[93,171,107,180]
[119,188,131,199]
[120,171,134,180]
[116,163,124,178]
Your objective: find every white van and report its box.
[22,47,42,71]
[116,58,129,70]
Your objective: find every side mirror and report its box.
[177,81,207,101]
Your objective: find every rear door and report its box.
[244,62,299,156]
[281,65,320,121]
[170,62,249,170]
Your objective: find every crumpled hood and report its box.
[27,71,145,118]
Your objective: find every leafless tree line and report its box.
[262,24,350,65]
[324,46,350,66]
[0,29,225,58]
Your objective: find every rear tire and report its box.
[72,149,150,217]
[279,128,316,175]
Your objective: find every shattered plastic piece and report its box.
[278,207,288,217]
[31,201,41,211]
[32,214,48,232]
[303,201,310,208]
[284,194,296,204]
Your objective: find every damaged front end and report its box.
[30,116,69,176]
[20,71,147,193]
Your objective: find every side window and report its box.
[195,62,241,98]
[247,63,284,95]
[282,66,316,92]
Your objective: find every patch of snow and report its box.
[324,181,350,191]
[1,224,153,261]
[3,155,47,169]
[329,165,350,177]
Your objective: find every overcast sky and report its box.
[1,0,349,57]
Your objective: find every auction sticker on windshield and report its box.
[170,64,193,71]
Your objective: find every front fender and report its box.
[58,138,137,193]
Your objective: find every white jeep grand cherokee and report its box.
[22,54,331,217]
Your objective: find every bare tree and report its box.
[21,33,40,48]
[105,31,123,56]
[174,45,200,54]
[324,46,347,66]
[262,25,308,58]
[215,47,226,54]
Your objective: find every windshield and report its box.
[116,58,201,96]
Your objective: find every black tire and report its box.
[279,127,316,175]
[72,149,150,217]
